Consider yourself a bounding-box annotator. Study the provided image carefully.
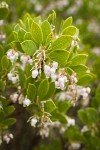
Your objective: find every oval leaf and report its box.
[78,108,99,125]
[44,99,56,113]
[62,17,73,30]
[31,21,43,45]
[50,35,72,50]
[78,73,94,86]
[49,50,69,67]
[27,83,36,101]
[1,55,9,69]
[62,26,78,36]
[21,40,37,55]
[37,79,49,100]
[41,20,51,44]
[71,54,88,66]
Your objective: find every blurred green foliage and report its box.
[0,0,100,150]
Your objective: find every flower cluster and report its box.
[32,61,58,80]
[55,74,68,90]
[67,117,75,127]
[44,62,58,79]
[77,86,91,100]
[32,61,69,90]
[66,84,77,102]
[7,49,19,63]
[20,54,33,70]
[7,72,19,84]
[22,98,31,107]
[0,133,13,145]
[64,85,91,103]
[10,86,31,107]
[29,112,52,138]
[69,142,81,150]
[10,92,31,107]
[39,113,52,138]
[30,118,38,127]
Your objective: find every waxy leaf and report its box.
[31,21,43,45]
[70,65,88,76]
[21,40,37,55]
[50,35,72,50]
[0,45,4,60]
[0,110,5,122]
[18,68,26,88]
[62,17,73,30]
[52,111,67,123]
[4,106,15,116]
[37,79,49,100]
[62,26,78,36]
[71,54,88,66]
[18,28,26,42]
[78,108,99,125]
[41,20,51,44]
[3,118,16,126]
[44,82,56,99]
[78,73,94,86]
[27,83,36,101]
[1,55,9,69]
[49,50,69,67]
[58,101,71,112]
[44,99,56,113]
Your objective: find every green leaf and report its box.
[48,10,56,25]
[52,111,67,123]
[0,45,4,60]
[1,55,9,69]
[44,99,56,113]
[31,21,43,45]
[19,19,25,29]
[44,82,56,99]
[27,83,36,101]
[0,96,8,107]
[11,41,23,52]
[25,17,33,31]
[33,16,42,24]
[41,20,51,44]
[0,110,5,122]
[3,118,16,126]
[92,86,100,109]
[70,65,88,76]
[4,106,15,116]
[78,73,94,86]
[18,28,26,42]
[85,135,100,149]
[14,24,20,32]
[65,126,84,142]
[25,64,32,77]
[49,50,69,67]
[0,80,5,91]
[24,32,33,40]
[62,17,73,30]
[78,108,99,125]
[50,35,72,50]
[0,2,9,19]
[58,101,71,112]
[37,79,49,100]
[62,26,78,36]
[45,32,53,47]
[71,54,88,66]
[21,40,37,55]
[18,68,26,88]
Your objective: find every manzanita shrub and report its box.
[0,4,100,150]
